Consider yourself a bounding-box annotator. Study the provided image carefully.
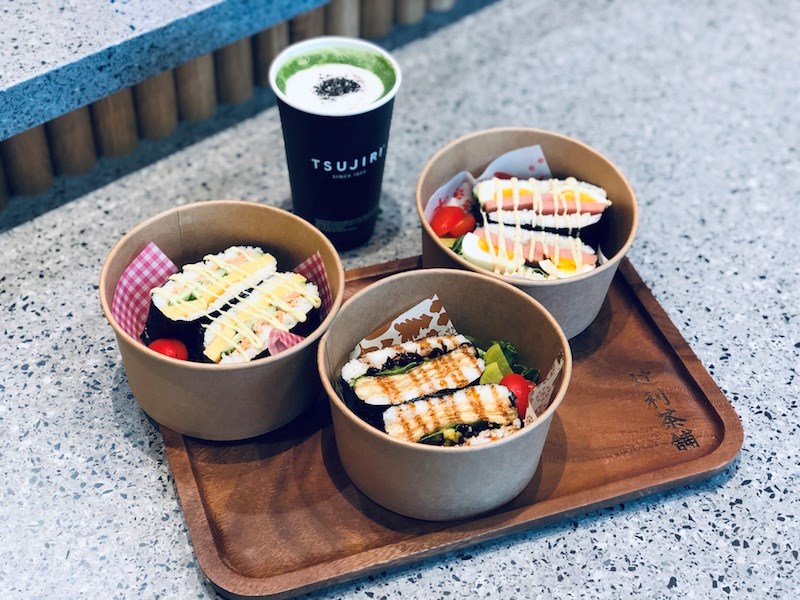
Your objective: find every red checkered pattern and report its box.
[295,251,333,318]
[266,329,306,355]
[111,243,177,339]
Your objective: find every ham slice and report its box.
[475,177,611,216]
[474,226,597,267]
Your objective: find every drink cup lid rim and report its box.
[268,36,402,117]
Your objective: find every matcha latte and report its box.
[274,47,398,116]
[269,37,402,249]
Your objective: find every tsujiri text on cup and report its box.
[269,36,402,250]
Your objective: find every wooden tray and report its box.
[162,257,743,599]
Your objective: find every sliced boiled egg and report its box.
[539,257,595,279]
[460,232,525,274]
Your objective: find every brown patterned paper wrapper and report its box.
[526,354,565,425]
[111,243,333,358]
[348,292,564,426]
[349,293,455,359]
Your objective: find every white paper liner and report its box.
[423,144,552,221]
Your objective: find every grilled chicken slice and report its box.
[382,383,520,443]
[342,334,471,384]
[352,344,484,406]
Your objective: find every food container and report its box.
[416,127,638,339]
[318,268,572,521]
[99,200,345,441]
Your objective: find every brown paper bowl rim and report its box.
[99,200,346,371]
[415,127,639,287]
[318,267,573,453]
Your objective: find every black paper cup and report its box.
[269,37,402,250]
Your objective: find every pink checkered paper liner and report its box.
[111,242,178,339]
[111,244,332,357]
[295,251,333,317]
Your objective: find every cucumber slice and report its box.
[419,427,462,446]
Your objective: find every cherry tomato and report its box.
[430,206,465,237]
[447,212,476,237]
[500,373,536,419]
[149,338,189,360]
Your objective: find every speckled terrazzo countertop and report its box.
[0,0,324,139]
[1,0,798,597]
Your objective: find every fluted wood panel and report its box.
[254,22,290,87]
[134,70,179,139]
[326,0,360,37]
[362,0,395,38]
[428,0,456,10]
[291,6,327,41]
[215,39,255,105]
[91,89,138,157]
[0,125,54,195]
[46,106,97,176]
[1,2,461,206]
[175,54,218,122]
[0,157,8,208]
[397,0,426,25]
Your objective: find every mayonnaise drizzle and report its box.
[491,178,506,274]
[202,272,321,359]
[473,177,607,279]
[152,247,276,315]
[511,178,524,274]
[203,253,250,277]
[149,247,323,361]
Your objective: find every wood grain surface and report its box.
[290,6,326,41]
[326,0,360,37]
[163,256,743,599]
[90,89,138,157]
[361,0,394,38]
[46,107,97,175]
[253,23,290,87]
[134,70,179,139]
[175,54,218,122]
[215,39,255,105]
[397,0,426,25]
[0,125,54,195]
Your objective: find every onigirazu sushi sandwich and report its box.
[340,333,543,447]
[141,245,321,364]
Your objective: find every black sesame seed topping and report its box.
[314,76,362,99]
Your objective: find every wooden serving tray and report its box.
[162,257,743,599]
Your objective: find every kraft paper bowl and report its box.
[318,268,572,521]
[416,127,638,339]
[99,201,345,441]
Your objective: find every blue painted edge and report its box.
[0,0,327,140]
